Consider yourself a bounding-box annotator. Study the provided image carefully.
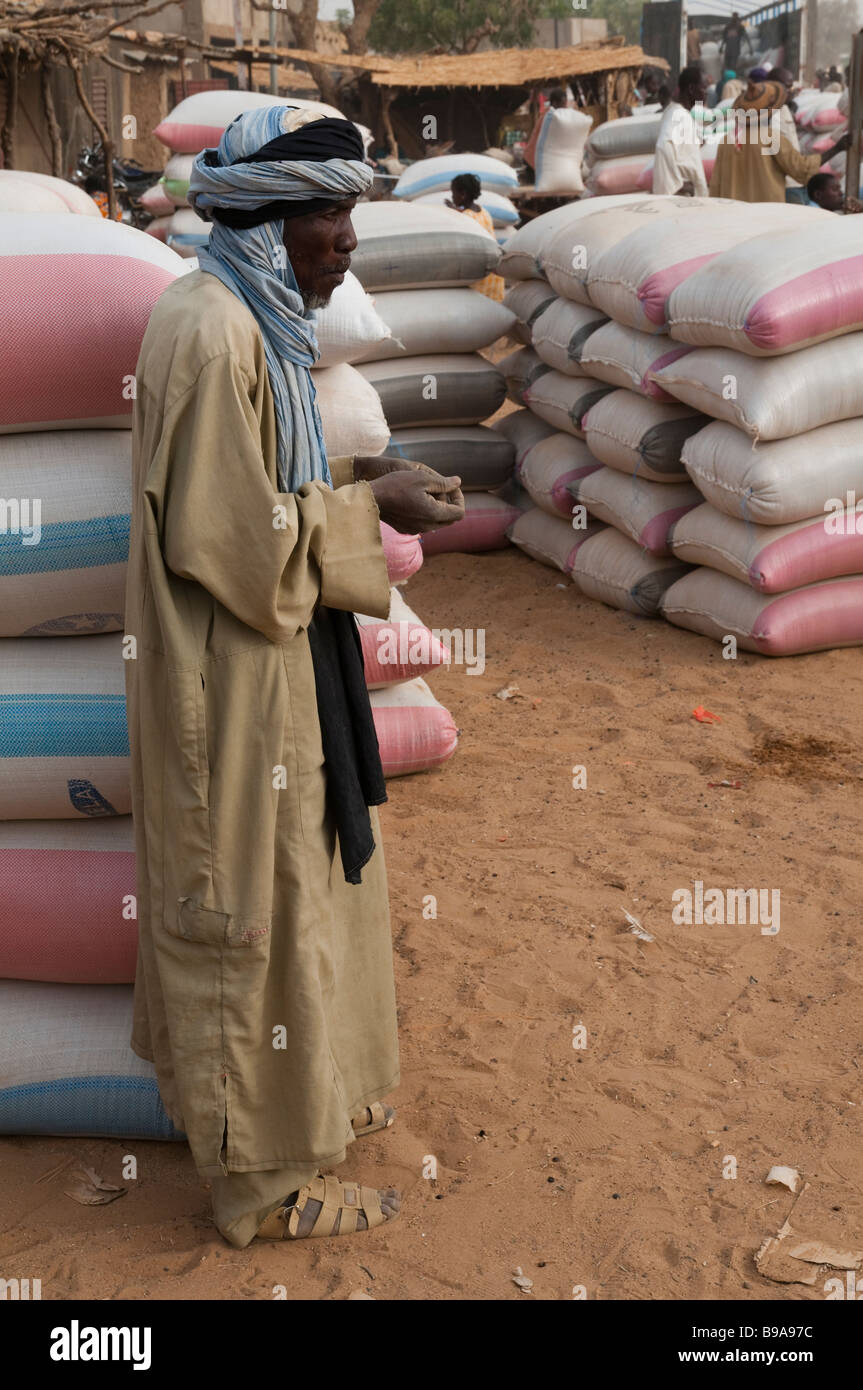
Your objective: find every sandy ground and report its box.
[2,542,862,1301]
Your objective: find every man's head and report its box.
[548,87,567,109]
[767,66,794,97]
[807,170,844,211]
[678,65,708,109]
[282,199,358,309]
[450,173,482,210]
[187,104,372,311]
[657,83,672,109]
[640,69,661,98]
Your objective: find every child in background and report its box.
[446,173,506,302]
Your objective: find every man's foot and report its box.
[255,1174,400,1240]
[351,1101,395,1138]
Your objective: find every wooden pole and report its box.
[380,87,397,159]
[1,41,19,170]
[804,0,818,86]
[233,0,247,89]
[847,29,863,203]
[41,60,64,176]
[70,59,117,221]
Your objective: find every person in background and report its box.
[807,170,863,213]
[447,173,506,302]
[523,86,567,171]
[747,67,769,83]
[657,84,672,111]
[686,17,701,64]
[765,65,805,200]
[720,13,751,75]
[653,65,709,196]
[635,70,661,105]
[719,69,745,103]
[710,79,851,202]
[827,65,843,91]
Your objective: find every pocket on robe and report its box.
[171,897,272,947]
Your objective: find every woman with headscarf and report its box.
[126,105,463,1248]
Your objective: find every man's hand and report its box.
[353,454,446,484]
[823,131,851,162]
[368,469,465,534]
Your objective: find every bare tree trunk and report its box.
[41,61,63,176]
[1,43,19,170]
[344,0,381,55]
[71,60,117,221]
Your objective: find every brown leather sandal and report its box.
[351,1101,395,1138]
[256,1174,395,1240]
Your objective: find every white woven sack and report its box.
[352,288,514,363]
[652,335,863,441]
[680,418,863,524]
[313,270,392,369]
[0,430,131,637]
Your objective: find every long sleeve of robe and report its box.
[652,102,708,197]
[125,270,399,1185]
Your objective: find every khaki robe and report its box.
[709,132,821,203]
[125,271,398,1235]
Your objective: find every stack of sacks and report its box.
[0,215,446,1142]
[565,196,836,616]
[497,195,843,618]
[0,215,191,1141]
[649,217,863,655]
[349,201,521,556]
[356,589,458,777]
[584,110,730,196]
[148,91,349,256]
[0,171,101,215]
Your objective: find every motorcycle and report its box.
[72,144,163,228]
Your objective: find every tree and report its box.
[367,0,546,55]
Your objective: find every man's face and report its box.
[816,176,844,212]
[282,198,358,310]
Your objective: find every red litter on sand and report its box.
[692,706,721,724]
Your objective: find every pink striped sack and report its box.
[421,492,520,555]
[670,501,863,593]
[509,507,605,573]
[520,432,602,517]
[0,818,136,984]
[579,322,692,402]
[357,590,450,687]
[370,678,458,777]
[577,467,703,557]
[380,522,423,584]
[139,182,176,216]
[154,91,343,154]
[666,219,863,356]
[541,197,696,306]
[661,568,863,656]
[586,201,829,332]
[0,216,187,433]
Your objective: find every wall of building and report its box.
[532,18,609,48]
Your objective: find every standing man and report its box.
[653,66,709,196]
[125,105,464,1249]
[710,79,850,201]
[720,12,751,76]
